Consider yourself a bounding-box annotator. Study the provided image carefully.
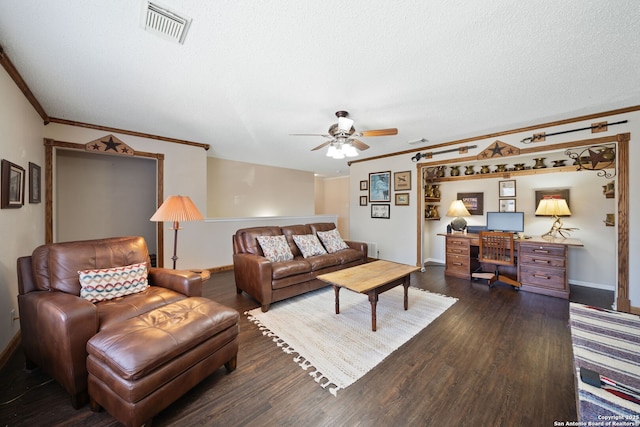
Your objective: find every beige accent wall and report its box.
[207,157,315,218]
[315,176,350,239]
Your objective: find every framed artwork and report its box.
[1,159,25,209]
[535,189,570,215]
[457,192,484,215]
[360,180,368,191]
[499,180,516,197]
[360,195,368,206]
[29,162,41,203]
[499,199,516,212]
[394,170,411,191]
[395,193,409,206]
[371,204,390,219]
[369,171,391,202]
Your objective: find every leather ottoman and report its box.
[87,297,239,427]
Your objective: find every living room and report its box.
[1,2,640,425]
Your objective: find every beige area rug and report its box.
[246,286,457,396]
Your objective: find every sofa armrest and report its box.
[18,291,98,404]
[148,268,203,297]
[345,240,368,258]
[233,253,273,308]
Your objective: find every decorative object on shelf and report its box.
[150,195,205,269]
[520,120,628,144]
[604,213,615,227]
[552,160,567,167]
[535,197,577,238]
[532,158,547,169]
[359,180,368,191]
[395,193,409,206]
[499,199,516,212]
[494,164,507,173]
[1,159,25,209]
[476,140,520,160]
[499,180,516,198]
[457,192,484,215]
[371,204,390,219]
[464,165,475,175]
[369,171,391,202]
[359,196,367,206]
[449,165,460,176]
[28,162,41,204]
[437,165,446,178]
[565,144,616,178]
[423,167,439,183]
[603,181,614,198]
[394,171,411,191]
[446,200,470,232]
[480,165,491,174]
[425,204,439,219]
[513,163,525,171]
[432,184,440,198]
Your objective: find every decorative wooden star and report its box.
[84,134,134,156]
[477,140,520,160]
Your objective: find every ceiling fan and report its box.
[290,111,398,159]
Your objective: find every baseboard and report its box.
[0,331,21,371]
[569,280,615,291]
[207,265,234,274]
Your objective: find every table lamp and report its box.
[446,200,471,233]
[150,195,204,269]
[535,197,576,238]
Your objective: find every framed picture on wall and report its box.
[499,180,516,197]
[1,159,25,209]
[394,171,411,191]
[360,195,368,206]
[395,193,409,206]
[371,204,390,219]
[457,192,484,215]
[499,199,516,212]
[360,180,368,191]
[369,171,391,202]
[29,162,41,203]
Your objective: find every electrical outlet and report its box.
[11,309,16,326]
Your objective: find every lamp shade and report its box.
[446,200,471,217]
[535,198,571,217]
[150,195,204,222]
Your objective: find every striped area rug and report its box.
[569,303,640,422]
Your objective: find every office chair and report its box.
[471,231,521,289]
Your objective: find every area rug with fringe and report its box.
[245,286,457,396]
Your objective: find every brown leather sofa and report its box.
[233,222,367,312]
[17,236,239,421]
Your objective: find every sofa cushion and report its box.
[256,235,294,262]
[292,234,327,258]
[317,228,349,253]
[271,258,312,279]
[332,248,366,265]
[79,262,149,303]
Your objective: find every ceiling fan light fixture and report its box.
[344,143,358,157]
[326,144,338,157]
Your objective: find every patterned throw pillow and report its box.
[293,234,328,258]
[317,228,349,253]
[79,262,149,303]
[256,235,294,262]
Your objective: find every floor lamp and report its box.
[150,195,204,269]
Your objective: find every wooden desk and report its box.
[438,233,583,299]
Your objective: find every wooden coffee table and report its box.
[317,260,420,331]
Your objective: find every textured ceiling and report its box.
[1,1,639,177]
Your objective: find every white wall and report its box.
[0,68,44,352]
[350,110,640,307]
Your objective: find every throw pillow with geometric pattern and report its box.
[78,262,149,303]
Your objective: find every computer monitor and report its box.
[486,211,524,233]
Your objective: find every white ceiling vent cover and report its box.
[142,2,191,44]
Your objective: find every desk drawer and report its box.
[519,253,566,268]
[519,243,566,258]
[446,254,470,278]
[519,264,565,290]
[446,237,470,255]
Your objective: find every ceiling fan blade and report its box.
[338,117,354,132]
[290,133,331,138]
[360,128,398,137]
[311,141,332,151]
[350,139,370,151]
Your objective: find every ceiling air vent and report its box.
[142,2,191,44]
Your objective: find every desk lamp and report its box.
[150,195,204,269]
[446,200,471,233]
[535,197,577,238]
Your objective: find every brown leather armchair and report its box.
[17,236,206,409]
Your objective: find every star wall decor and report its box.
[84,134,134,156]
[477,140,520,160]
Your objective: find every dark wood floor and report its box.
[0,265,614,427]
